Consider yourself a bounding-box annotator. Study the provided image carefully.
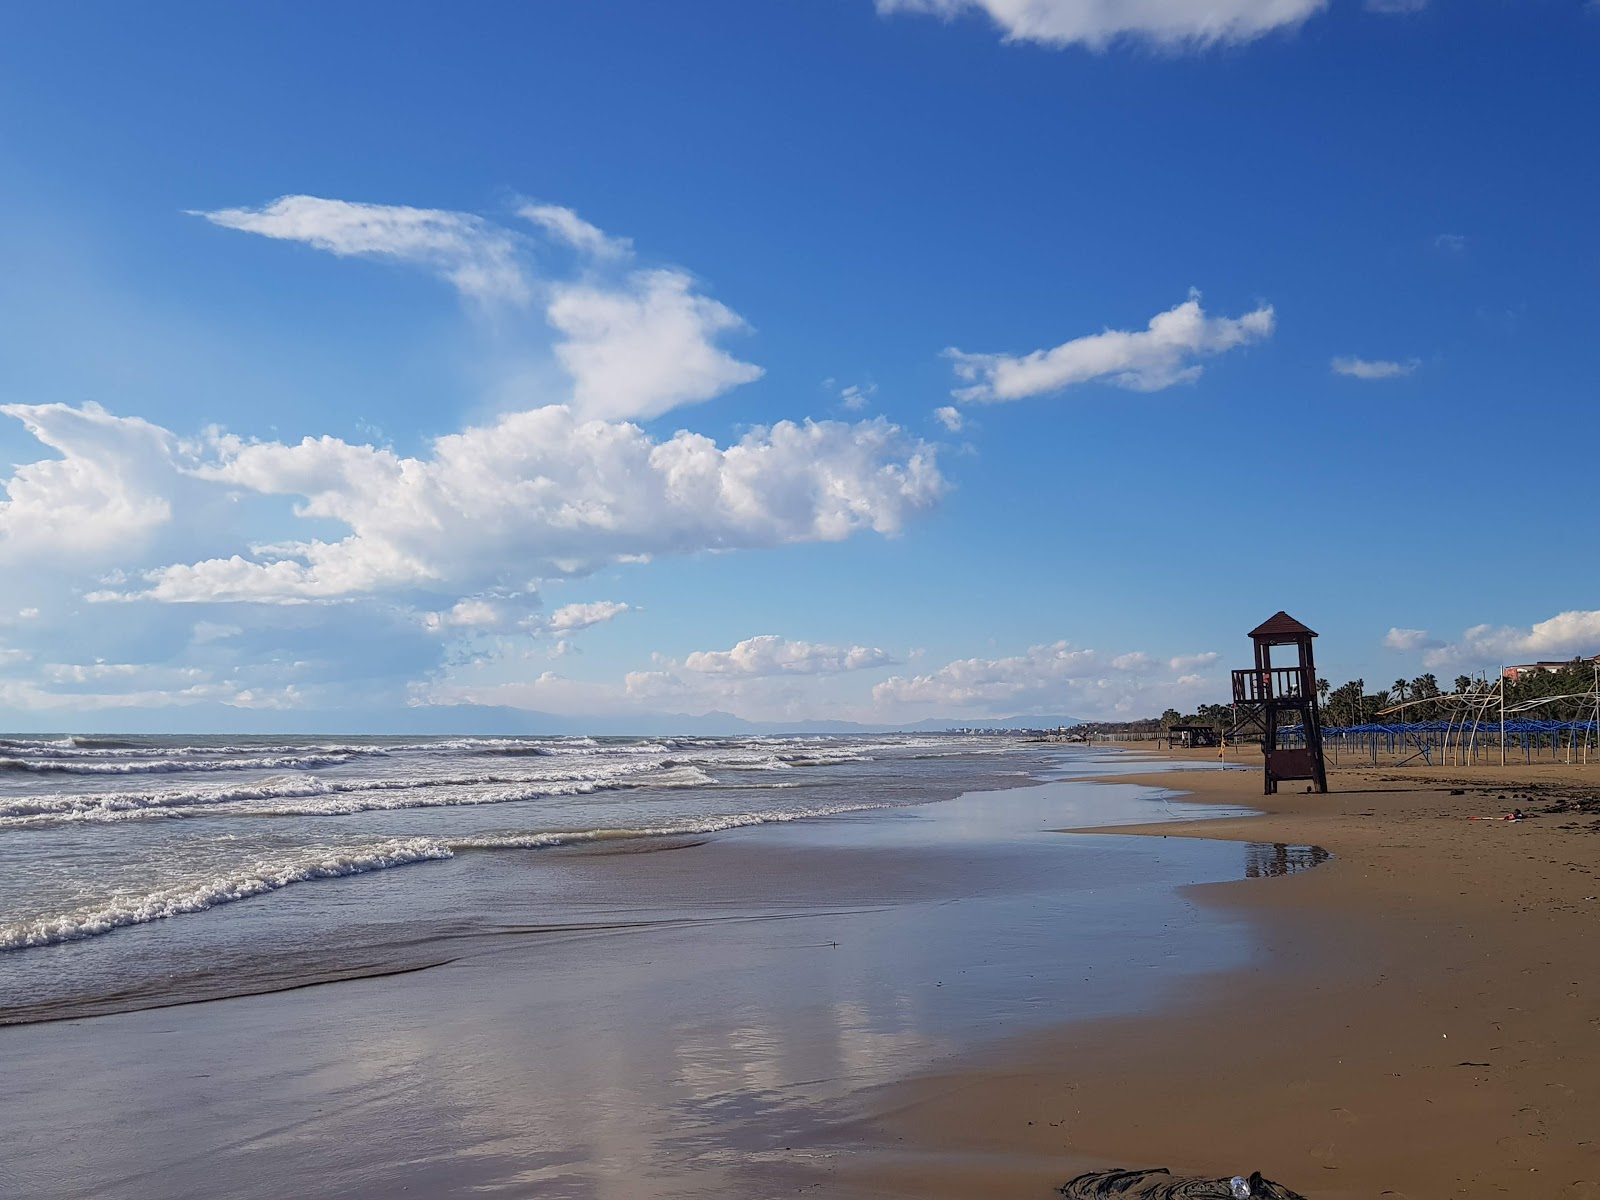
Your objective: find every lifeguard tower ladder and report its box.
[1231,611,1328,795]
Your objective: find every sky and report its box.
[0,0,1597,732]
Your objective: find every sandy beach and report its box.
[833,750,1600,1199]
[5,745,1596,1199]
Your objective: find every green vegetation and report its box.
[1158,657,1600,731]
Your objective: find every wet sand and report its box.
[832,752,1600,1199]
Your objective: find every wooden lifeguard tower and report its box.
[1231,611,1328,795]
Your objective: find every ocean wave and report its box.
[0,752,356,775]
[0,838,452,951]
[1,796,899,952]
[451,798,893,850]
[0,762,718,828]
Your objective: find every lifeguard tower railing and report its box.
[1231,667,1311,704]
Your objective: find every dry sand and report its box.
[831,751,1600,1200]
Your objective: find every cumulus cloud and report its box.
[933,405,963,432]
[0,402,183,560]
[876,0,1326,50]
[0,194,956,721]
[1383,627,1441,652]
[1332,356,1419,380]
[1169,651,1220,671]
[681,635,896,676]
[947,291,1273,403]
[517,203,632,260]
[28,406,940,606]
[194,196,531,305]
[547,270,763,421]
[1420,611,1600,671]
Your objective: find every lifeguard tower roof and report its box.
[1249,611,1318,643]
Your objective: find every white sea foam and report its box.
[0,798,899,951]
[0,760,717,828]
[0,838,452,951]
[0,752,357,775]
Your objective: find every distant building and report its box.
[1501,656,1600,682]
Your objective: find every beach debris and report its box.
[1058,1168,1307,1199]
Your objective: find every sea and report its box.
[2,732,1339,1197]
[1,731,1076,1022]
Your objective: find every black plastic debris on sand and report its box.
[1059,1167,1308,1199]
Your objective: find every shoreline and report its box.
[0,751,1285,1199]
[827,749,1600,1198]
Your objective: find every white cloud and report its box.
[547,270,763,421]
[1434,233,1467,254]
[876,0,1326,50]
[874,641,1097,708]
[681,635,896,676]
[199,196,763,423]
[0,402,185,560]
[1383,627,1441,652]
[548,600,631,634]
[933,405,963,432]
[424,598,525,634]
[1365,0,1426,12]
[194,196,530,305]
[518,204,633,260]
[947,291,1273,403]
[838,382,877,411]
[57,407,940,606]
[1169,651,1219,671]
[1331,356,1419,380]
[1420,611,1600,671]
[872,640,1218,720]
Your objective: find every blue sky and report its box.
[0,0,1596,730]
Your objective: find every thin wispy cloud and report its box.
[872,639,1218,719]
[194,196,532,305]
[876,0,1327,50]
[199,196,762,423]
[518,203,633,260]
[1365,0,1427,12]
[946,291,1273,403]
[1331,356,1419,380]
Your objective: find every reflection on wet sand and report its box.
[1243,842,1332,878]
[0,772,1326,1200]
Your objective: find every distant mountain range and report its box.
[0,703,1082,737]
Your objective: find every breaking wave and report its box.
[1,798,899,951]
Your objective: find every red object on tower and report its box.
[1231,612,1328,795]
